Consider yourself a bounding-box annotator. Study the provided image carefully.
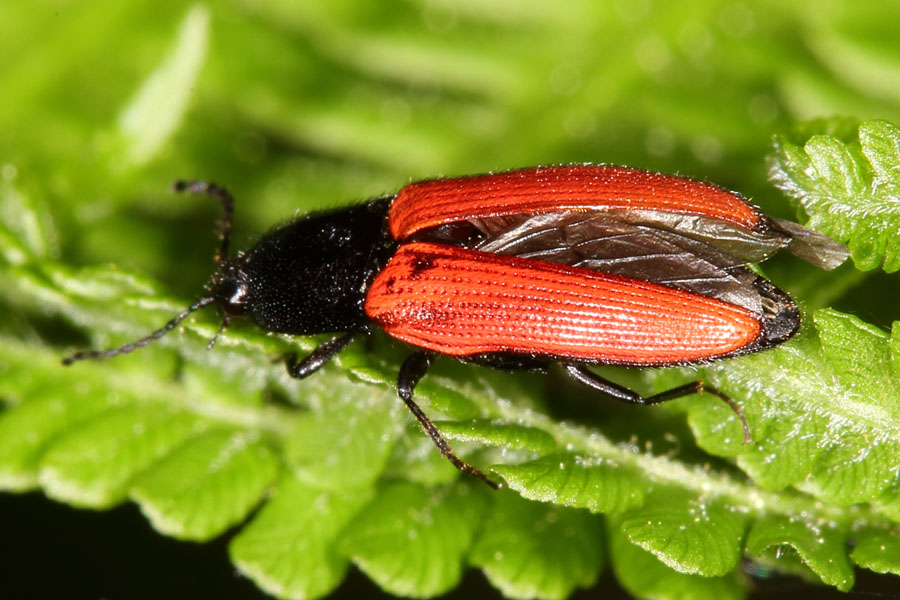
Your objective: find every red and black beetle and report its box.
[64,165,848,487]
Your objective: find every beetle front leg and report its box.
[563,363,752,442]
[285,332,358,379]
[397,352,500,489]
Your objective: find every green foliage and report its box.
[338,482,488,597]
[470,490,605,600]
[131,429,280,540]
[493,455,647,514]
[745,515,854,591]
[618,487,748,577]
[230,475,373,600]
[608,519,746,600]
[771,120,900,271]
[3,1,900,599]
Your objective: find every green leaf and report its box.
[682,309,900,507]
[336,344,483,420]
[873,492,900,523]
[131,428,279,541]
[745,515,854,591]
[436,419,558,454]
[115,5,209,167]
[770,119,900,272]
[0,393,114,491]
[11,215,900,598]
[38,403,205,508]
[0,179,56,261]
[851,526,900,575]
[381,431,463,486]
[230,474,373,600]
[285,374,403,490]
[0,339,126,490]
[469,490,604,600]
[338,481,488,598]
[730,413,823,491]
[608,520,746,600]
[618,487,749,576]
[493,454,646,514]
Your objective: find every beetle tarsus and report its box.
[286,332,358,379]
[699,386,753,444]
[398,352,500,489]
[563,363,752,443]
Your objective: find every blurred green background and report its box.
[5,0,900,295]
[3,0,900,598]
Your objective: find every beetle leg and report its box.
[396,351,434,400]
[397,352,500,489]
[563,363,752,443]
[285,332,357,379]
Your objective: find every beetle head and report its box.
[210,255,251,317]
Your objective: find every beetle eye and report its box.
[214,276,250,316]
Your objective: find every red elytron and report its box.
[366,242,761,364]
[389,165,763,239]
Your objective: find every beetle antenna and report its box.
[62,296,217,365]
[172,180,235,264]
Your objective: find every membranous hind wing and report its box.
[391,165,847,271]
[471,210,779,314]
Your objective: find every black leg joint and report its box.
[397,351,434,401]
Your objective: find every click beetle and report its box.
[64,165,849,487]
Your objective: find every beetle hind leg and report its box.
[563,363,752,443]
[397,352,500,489]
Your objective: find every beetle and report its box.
[64,165,848,487]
